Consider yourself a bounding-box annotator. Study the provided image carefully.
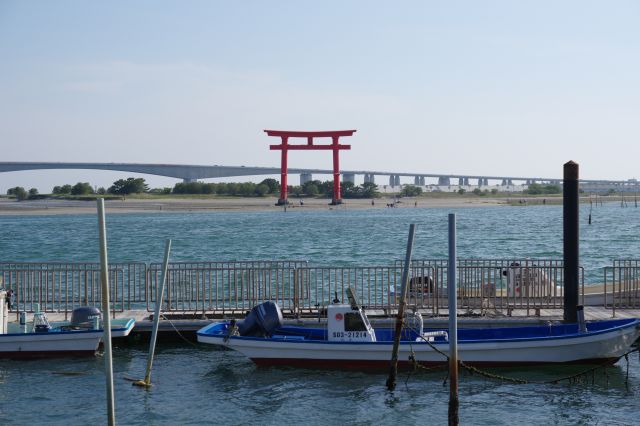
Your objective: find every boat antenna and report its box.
[332,291,340,304]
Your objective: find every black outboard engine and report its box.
[237,301,283,337]
[70,306,102,329]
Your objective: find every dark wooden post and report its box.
[563,161,579,323]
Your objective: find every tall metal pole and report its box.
[97,199,115,426]
[134,239,171,388]
[563,161,579,323]
[386,223,416,391]
[448,213,459,426]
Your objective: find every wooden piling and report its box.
[385,224,416,392]
[563,161,579,324]
[448,213,459,426]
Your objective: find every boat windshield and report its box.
[344,312,368,331]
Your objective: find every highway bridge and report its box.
[0,162,636,191]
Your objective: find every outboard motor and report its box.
[237,301,283,337]
[70,306,102,329]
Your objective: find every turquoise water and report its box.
[1,344,639,425]
[1,203,640,424]
[1,203,639,281]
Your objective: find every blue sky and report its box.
[1,1,639,192]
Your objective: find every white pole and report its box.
[135,239,171,387]
[448,213,459,425]
[97,199,115,426]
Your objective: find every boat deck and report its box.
[5,307,639,340]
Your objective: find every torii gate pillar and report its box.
[265,130,355,205]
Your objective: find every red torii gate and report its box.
[265,129,355,205]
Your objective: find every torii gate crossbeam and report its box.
[265,130,355,205]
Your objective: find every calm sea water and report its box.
[1,203,639,425]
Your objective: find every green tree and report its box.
[8,186,28,200]
[28,188,39,199]
[544,184,562,194]
[458,188,466,195]
[108,178,148,195]
[302,181,319,196]
[254,184,269,196]
[525,183,562,195]
[361,182,379,198]
[52,184,72,194]
[401,185,423,197]
[260,178,280,194]
[71,182,93,195]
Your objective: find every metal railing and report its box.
[149,267,298,314]
[0,259,589,317]
[0,267,129,319]
[604,260,640,314]
[295,266,437,315]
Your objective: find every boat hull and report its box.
[0,331,102,359]
[197,319,640,370]
[0,318,136,359]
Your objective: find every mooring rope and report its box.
[159,314,200,348]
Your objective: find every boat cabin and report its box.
[327,304,377,342]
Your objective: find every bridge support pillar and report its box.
[343,173,355,184]
[458,178,464,186]
[414,176,420,185]
[438,177,450,186]
[419,176,425,186]
[394,175,400,186]
[300,173,313,185]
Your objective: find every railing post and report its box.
[293,268,299,317]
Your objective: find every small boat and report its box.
[1,291,135,359]
[197,295,640,370]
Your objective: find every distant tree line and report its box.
[6,176,382,200]
[400,185,423,197]
[523,183,562,195]
[172,179,277,197]
[171,179,380,199]
[6,186,39,201]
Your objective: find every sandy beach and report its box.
[0,195,513,215]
